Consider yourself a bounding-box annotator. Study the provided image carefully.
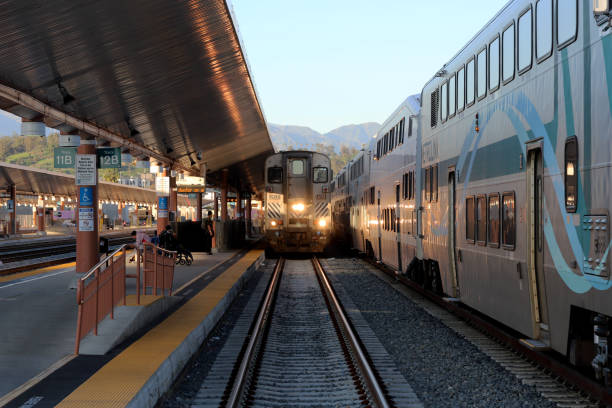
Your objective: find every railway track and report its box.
[0,235,134,264]
[189,257,421,408]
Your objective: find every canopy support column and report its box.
[76,133,99,274]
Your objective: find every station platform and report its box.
[0,244,264,408]
[0,226,156,245]
[0,228,157,276]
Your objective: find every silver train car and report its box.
[264,151,332,253]
[335,0,612,382]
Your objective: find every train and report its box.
[264,150,332,253]
[331,0,612,383]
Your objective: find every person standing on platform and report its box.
[129,229,151,262]
[203,210,214,255]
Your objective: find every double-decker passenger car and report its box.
[333,0,612,383]
[264,151,332,253]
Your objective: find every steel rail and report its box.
[226,257,285,408]
[312,256,391,408]
[366,257,612,406]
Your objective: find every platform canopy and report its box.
[0,162,196,206]
[0,0,274,192]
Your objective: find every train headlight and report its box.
[318,219,327,228]
[291,203,305,212]
[271,220,277,227]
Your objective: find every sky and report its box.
[231,0,510,133]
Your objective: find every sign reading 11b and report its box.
[54,147,76,168]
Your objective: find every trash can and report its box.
[99,237,109,255]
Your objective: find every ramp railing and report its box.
[140,242,177,296]
[74,245,127,354]
[74,242,177,354]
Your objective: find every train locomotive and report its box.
[332,0,612,384]
[264,151,332,253]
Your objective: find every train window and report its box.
[408,117,413,136]
[502,192,516,250]
[488,193,501,248]
[466,58,475,106]
[268,167,282,184]
[431,89,439,127]
[409,171,414,200]
[402,173,408,200]
[457,66,465,112]
[536,0,553,62]
[476,195,487,245]
[565,136,578,213]
[313,167,328,183]
[449,74,456,118]
[466,196,475,243]
[399,118,405,144]
[370,186,375,205]
[424,167,431,202]
[432,165,438,202]
[477,47,487,100]
[518,7,533,74]
[384,133,389,154]
[390,128,395,150]
[489,36,500,92]
[376,140,381,159]
[391,208,396,232]
[290,159,304,176]
[557,0,577,48]
[502,22,515,84]
[441,82,448,122]
[386,209,390,231]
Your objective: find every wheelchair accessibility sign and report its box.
[80,187,94,206]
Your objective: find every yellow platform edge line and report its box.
[57,249,263,408]
[0,261,76,284]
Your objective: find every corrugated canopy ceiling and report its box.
[0,0,273,191]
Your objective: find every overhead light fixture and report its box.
[125,116,140,137]
[58,82,75,105]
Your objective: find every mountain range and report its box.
[268,122,380,152]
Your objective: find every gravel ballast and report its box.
[322,258,557,408]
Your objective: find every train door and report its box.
[448,169,459,297]
[287,156,309,200]
[527,144,549,342]
[395,183,402,272]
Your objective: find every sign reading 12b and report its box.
[96,147,122,169]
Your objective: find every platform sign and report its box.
[6,200,13,210]
[78,207,94,231]
[54,147,76,169]
[158,196,168,210]
[79,187,94,206]
[155,176,170,196]
[96,147,121,168]
[76,154,97,185]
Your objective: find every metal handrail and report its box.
[312,256,391,408]
[80,244,128,281]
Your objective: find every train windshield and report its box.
[313,167,328,183]
[268,167,283,183]
[290,159,304,176]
